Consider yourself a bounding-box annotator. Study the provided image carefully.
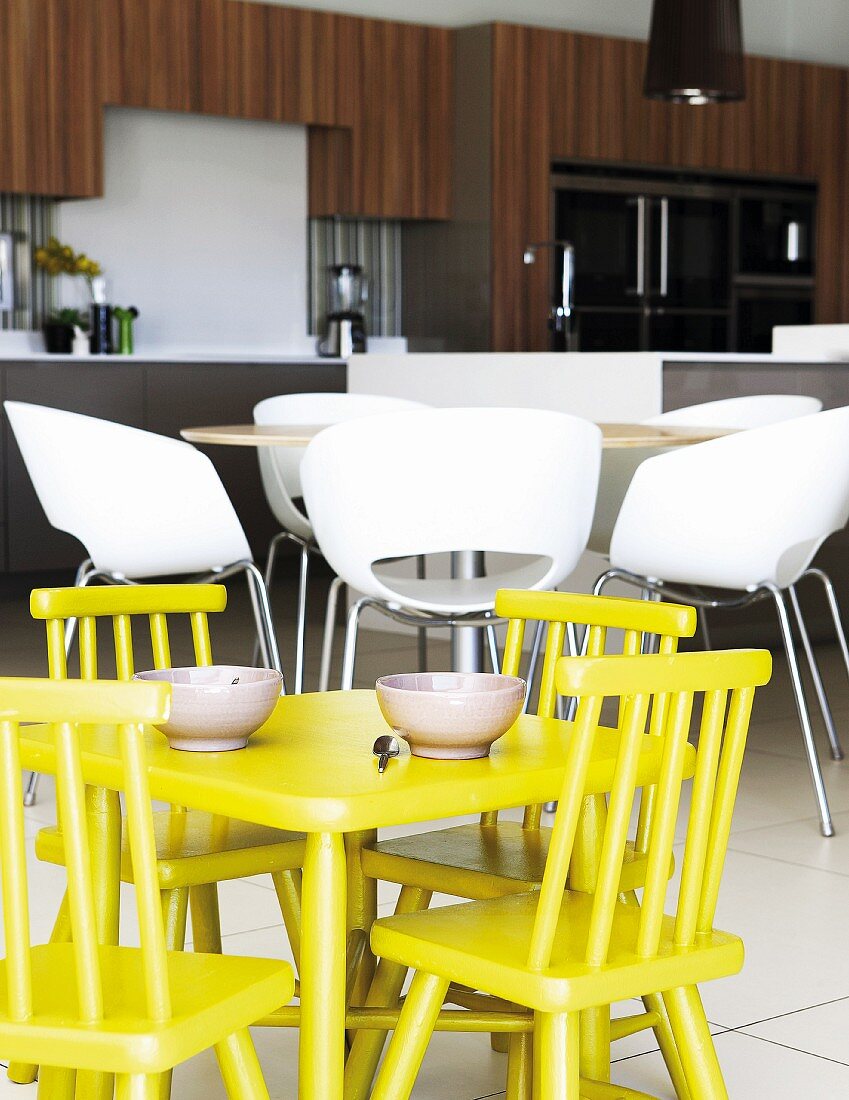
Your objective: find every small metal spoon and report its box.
[373,734,400,773]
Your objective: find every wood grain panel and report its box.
[0,0,100,196]
[101,0,199,111]
[309,17,451,219]
[490,22,849,349]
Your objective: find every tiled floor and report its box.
[3,571,849,1096]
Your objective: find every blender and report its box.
[318,263,367,358]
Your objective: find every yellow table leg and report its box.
[300,832,347,1100]
[344,829,378,1004]
[76,787,122,1100]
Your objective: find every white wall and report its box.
[255,0,849,67]
[60,108,310,355]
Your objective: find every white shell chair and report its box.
[589,394,824,556]
[254,393,427,693]
[597,404,849,837]
[300,406,602,689]
[5,401,284,805]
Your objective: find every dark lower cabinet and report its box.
[1,359,346,573]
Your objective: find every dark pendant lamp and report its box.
[644,0,745,104]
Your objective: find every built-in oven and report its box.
[545,163,817,353]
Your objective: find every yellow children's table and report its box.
[21,689,680,1099]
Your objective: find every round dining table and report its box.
[180,419,733,675]
[181,421,733,450]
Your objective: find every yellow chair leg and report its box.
[343,885,433,1100]
[75,1069,116,1100]
[9,892,73,1085]
[36,1066,75,1099]
[190,882,223,952]
[161,886,190,950]
[662,987,728,1100]
[580,1005,611,1082]
[506,1031,533,1100]
[492,1030,511,1053]
[643,991,691,1100]
[115,1074,161,1099]
[155,889,189,1100]
[371,971,450,1100]
[534,1011,580,1100]
[271,868,302,973]
[215,1028,270,1100]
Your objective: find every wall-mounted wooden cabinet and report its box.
[0,0,101,196]
[0,0,451,220]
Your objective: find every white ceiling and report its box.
[250,0,849,66]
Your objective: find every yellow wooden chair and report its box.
[28,584,305,961]
[368,647,771,1100]
[347,590,697,1097]
[0,676,293,1098]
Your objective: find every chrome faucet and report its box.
[523,240,575,348]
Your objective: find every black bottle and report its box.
[90,304,112,354]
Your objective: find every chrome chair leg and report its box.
[768,583,834,837]
[789,585,844,760]
[243,561,283,682]
[698,608,712,650]
[416,555,427,673]
[804,567,849,716]
[522,621,544,714]
[341,598,368,690]
[294,541,310,694]
[486,623,500,673]
[320,575,345,692]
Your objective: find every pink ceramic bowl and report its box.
[375,672,526,760]
[133,665,283,751]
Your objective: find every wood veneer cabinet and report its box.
[0,0,452,220]
[0,359,345,573]
[0,0,101,196]
[493,25,849,349]
[405,23,849,351]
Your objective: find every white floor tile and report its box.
[740,994,849,1065]
[730,808,849,874]
[613,1029,849,1098]
[693,849,849,1028]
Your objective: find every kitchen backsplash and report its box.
[0,194,57,331]
[309,218,402,338]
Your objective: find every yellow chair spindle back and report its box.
[500,617,526,680]
[0,719,32,1021]
[548,650,770,973]
[635,689,694,957]
[536,620,567,719]
[78,618,98,680]
[54,718,104,1022]
[583,690,651,968]
[526,690,605,969]
[0,678,172,1029]
[149,613,172,670]
[113,614,135,680]
[119,720,172,1020]
[492,590,698,835]
[692,686,756,940]
[190,611,214,667]
[45,618,68,679]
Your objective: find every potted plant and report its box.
[42,307,89,354]
[34,238,103,354]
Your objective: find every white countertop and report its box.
[0,351,344,364]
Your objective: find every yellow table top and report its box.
[180,422,733,450]
[18,690,689,834]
